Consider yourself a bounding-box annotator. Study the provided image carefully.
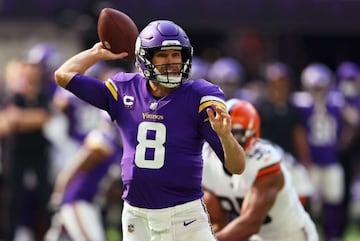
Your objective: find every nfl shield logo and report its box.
[128,224,135,233]
[150,102,158,110]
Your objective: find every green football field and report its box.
[344,225,360,241]
[316,222,360,241]
[339,223,360,241]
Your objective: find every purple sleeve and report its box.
[201,122,225,163]
[194,81,226,163]
[66,74,110,111]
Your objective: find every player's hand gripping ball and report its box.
[97,8,139,61]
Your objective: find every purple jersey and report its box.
[54,88,104,143]
[62,122,123,204]
[66,73,226,208]
[292,91,344,166]
[66,96,103,142]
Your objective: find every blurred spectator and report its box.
[293,63,348,241]
[335,61,360,237]
[254,61,312,170]
[45,114,123,241]
[1,58,53,241]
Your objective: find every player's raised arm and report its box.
[54,43,128,88]
[207,105,246,174]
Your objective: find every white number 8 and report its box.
[135,122,166,169]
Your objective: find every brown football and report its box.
[97,8,139,61]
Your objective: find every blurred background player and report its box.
[293,63,351,241]
[335,61,360,238]
[206,56,262,103]
[188,56,210,80]
[254,61,311,171]
[1,53,53,241]
[202,99,318,241]
[48,62,113,173]
[207,57,245,100]
[0,58,24,240]
[45,114,123,241]
[25,43,65,99]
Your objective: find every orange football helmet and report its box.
[227,99,261,151]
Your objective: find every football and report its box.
[97,8,139,60]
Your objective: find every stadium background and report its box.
[2,0,360,86]
[1,0,360,240]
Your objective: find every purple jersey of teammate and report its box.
[54,88,104,143]
[62,122,123,204]
[66,72,226,209]
[65,94,103,142]
[293,91,344,166]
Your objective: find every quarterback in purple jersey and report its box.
[54,19,245,241]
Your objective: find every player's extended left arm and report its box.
[206,105,246,174]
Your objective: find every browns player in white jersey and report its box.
[202,99,318,241]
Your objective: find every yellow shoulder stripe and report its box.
[199,100,226,113]
[198,95,226,113]
[105,79,118,101]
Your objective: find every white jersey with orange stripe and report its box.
[202,139,318,241]
[202,142,241,219]
[234,139,316,239]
